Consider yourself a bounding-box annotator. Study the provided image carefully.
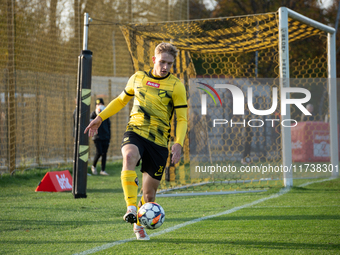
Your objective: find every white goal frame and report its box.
[279,7,338,187]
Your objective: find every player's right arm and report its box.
[84,75,135,137]
[98,89,133,121]
[84,115,102,137]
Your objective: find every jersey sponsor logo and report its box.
[146,81,160,88]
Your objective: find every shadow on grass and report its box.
[291,186,340,193]
[0,218,123,229]
[149,238,340,251]
[161,213,340,224]
[87,188,122,193]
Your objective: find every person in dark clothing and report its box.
[90,98,111,175]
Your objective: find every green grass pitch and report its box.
[0,161,339,254]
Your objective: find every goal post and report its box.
[279,7,338,185]
[278,7,293,187]
[327,32,338,178]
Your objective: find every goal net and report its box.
[120,8,338,193]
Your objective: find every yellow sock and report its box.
[121,170,138,208]
[136,195,146,226]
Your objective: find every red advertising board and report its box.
[35,170,72,192]
[291,122,338,162]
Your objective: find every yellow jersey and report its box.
[99,70,188,148]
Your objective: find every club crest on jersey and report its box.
[158,90,167,98]
[146,81,160,88]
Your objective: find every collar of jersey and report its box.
[146,69,170,80]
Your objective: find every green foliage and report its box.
[211,0,340,79]
[189,0,212,19]
[212,0,324,17]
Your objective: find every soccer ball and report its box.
[138,202,165,229]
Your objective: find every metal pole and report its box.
[328,32,339,178]
[83,13,89,51]
[286,8,335,33]
[73,12,92,198]
[279,7,293,187]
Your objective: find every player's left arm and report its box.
[171,82,188,164]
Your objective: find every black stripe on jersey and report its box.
[157,116,170,128]
[148,131,156,142]
[157,128,164,137]
[138,106,151,121]
[139,91,145,99]
[124,89,134,96]
[174,105,188,109]
[147,69,170,80]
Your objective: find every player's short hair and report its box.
[155,42,178,59]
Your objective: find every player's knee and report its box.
[124,151,139,166]
[143,193,155,203]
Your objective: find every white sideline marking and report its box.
[298,177,335,187]
[252,205,340,208]
[74,178,334,255]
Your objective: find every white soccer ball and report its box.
[138,202,165,229]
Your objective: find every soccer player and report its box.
[84,42,188,240]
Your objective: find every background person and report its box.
[90,98,111,176]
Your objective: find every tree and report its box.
[324,0,340,78]
[190,0,212,19]
[212,0,324,18]
[210,0,339,119]
[210,0,332,79]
